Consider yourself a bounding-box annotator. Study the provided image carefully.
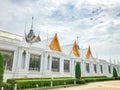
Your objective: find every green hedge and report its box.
[84,77,115,82]
[7,76,120,90]
[52,78,75,86]
[7,78,75,90]
[76,79,86,84]
[114,76,120,80]
[16,80,51,89]
[82,76,107,79]
[0,82,12,90]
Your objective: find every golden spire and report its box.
[70,40,80,57]
[49,33,62,52]
[86,45,93,59]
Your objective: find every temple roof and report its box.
[62,44,88,58]
[31,37,52,50]
[0,30,22,41]
[0,30,94,59]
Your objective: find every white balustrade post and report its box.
[1,87,4,90]
[14,84,17,90]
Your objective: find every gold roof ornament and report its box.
[86,45,93,59]
[70,40,80,57]
[49,33,62,52]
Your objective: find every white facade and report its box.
[0,30,120,81]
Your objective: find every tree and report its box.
[113,67,118,78]
[0,53,4,83]
[75,62,81,80]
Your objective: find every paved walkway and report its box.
[51,80,120,90]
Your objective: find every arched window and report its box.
[47,55,50,70]
[108,65,111,73]
[94,64,97,73]
[21,50,26,69]
[100,65,103,73]
[86,63,90,73]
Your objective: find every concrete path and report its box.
[51,80,120,90]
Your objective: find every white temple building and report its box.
[0,23,120,81]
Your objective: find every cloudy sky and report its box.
[0,0,120,62]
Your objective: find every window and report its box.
[100,65,103,73]
[21,50,26,69]
[94,64,97,73]
[47,55,50,70]
[108,65,111,73]
[86,63,90,73]
[0,50,14,71]
[52,57,60,72]
[64,60,70,72]
[29,54,41,71]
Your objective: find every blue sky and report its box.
[0,0,120,62]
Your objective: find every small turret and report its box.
[25,17,41,44]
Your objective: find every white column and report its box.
[25,50,30,73]
[17,48,23,72]
[40,53,44,75]
[42,53,47,74]
[97,63,100,76]
[83,60,87,77]
[12,50,18,73]
[81,60,85,77]
[71,59,75,77]
[104,63,108,76]
[102,63,105,76]
[60,58,64,76]
[90,61,94,76]
[41,53,51,75]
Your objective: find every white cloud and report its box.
[0,0,120,60]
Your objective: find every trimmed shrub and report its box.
[52,78,75,86]
[7,79,16,90]
[75,62,81,80]
[82,76,107,79]
[7,77,117,90]
[7,78,75,89]
[84,77,115,83]
[17,80,51,89]
[0,82,11,90]
[0,53,4,83]
[79,79,86,84]
[85,78,97,82]
[118,76,120,80]
[76,79,86,84]
[113,67,118,79]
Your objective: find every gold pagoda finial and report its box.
[70,40,80,57]
[49,33,62,52]
[86,45,93,59]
